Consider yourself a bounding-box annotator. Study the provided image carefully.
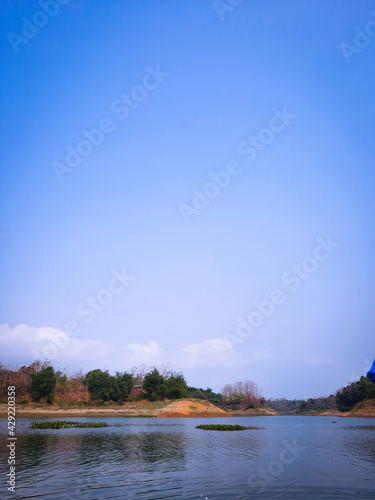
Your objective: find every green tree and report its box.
[31,366,56,403]
[143,368,165,401]
[187,387,223,405]
[164,372,188,399]
[336,376,375,412]
[84,369,133,402]
[227,392,244,404]
[114,372,133,401]
[85,369,112,401]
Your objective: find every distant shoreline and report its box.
[318,400,375,418]
[0,400,232,419]
[1,399,373,419]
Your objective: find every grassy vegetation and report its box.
[31,420,108,429]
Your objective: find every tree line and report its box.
[335,376,375,411]
[0,362,262,408]
[266,395,337,415]
[0,361,221,406]
[266,376,375,414]
[2,360,372,412]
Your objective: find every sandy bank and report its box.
[0,399,233,419]
[157,400,232,418]
[345,399,375,418]
[319,399,375,418]
[231,407,279,417]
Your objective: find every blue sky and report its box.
[1,0,374,399]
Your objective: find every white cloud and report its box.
[0,324,237,373]
[0,325,283,394]
[0,324,165,372]
[175,337,235,369]
[118,340,166,368]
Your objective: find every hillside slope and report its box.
[158,400,232,417]
[346,399,375,417]
[230,406,278,416]
[319,399,375,418]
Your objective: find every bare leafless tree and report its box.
[159,361,170,380]
[221,379,261,405]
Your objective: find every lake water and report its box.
[1,416,374,499]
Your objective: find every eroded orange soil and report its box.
[157,400,232,418]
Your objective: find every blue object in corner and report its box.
[367,358,375,383]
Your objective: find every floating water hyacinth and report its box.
[31,421,108,429]
[195,424,263,431]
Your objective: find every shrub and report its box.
[59,374,67,390]
[46,393,55,405]
[227,392,244,404]
[187,387,222,405]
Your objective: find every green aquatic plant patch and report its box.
[195,424,262,431]
[31,421,108,429]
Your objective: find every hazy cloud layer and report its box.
[0,324,243,375]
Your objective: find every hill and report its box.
[345,399,375,418]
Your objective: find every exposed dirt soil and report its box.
[318,410,345,417]
[319,399,375,418]
[346,399,375,418]
[157,400,232,418]
[231,407,279,416]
